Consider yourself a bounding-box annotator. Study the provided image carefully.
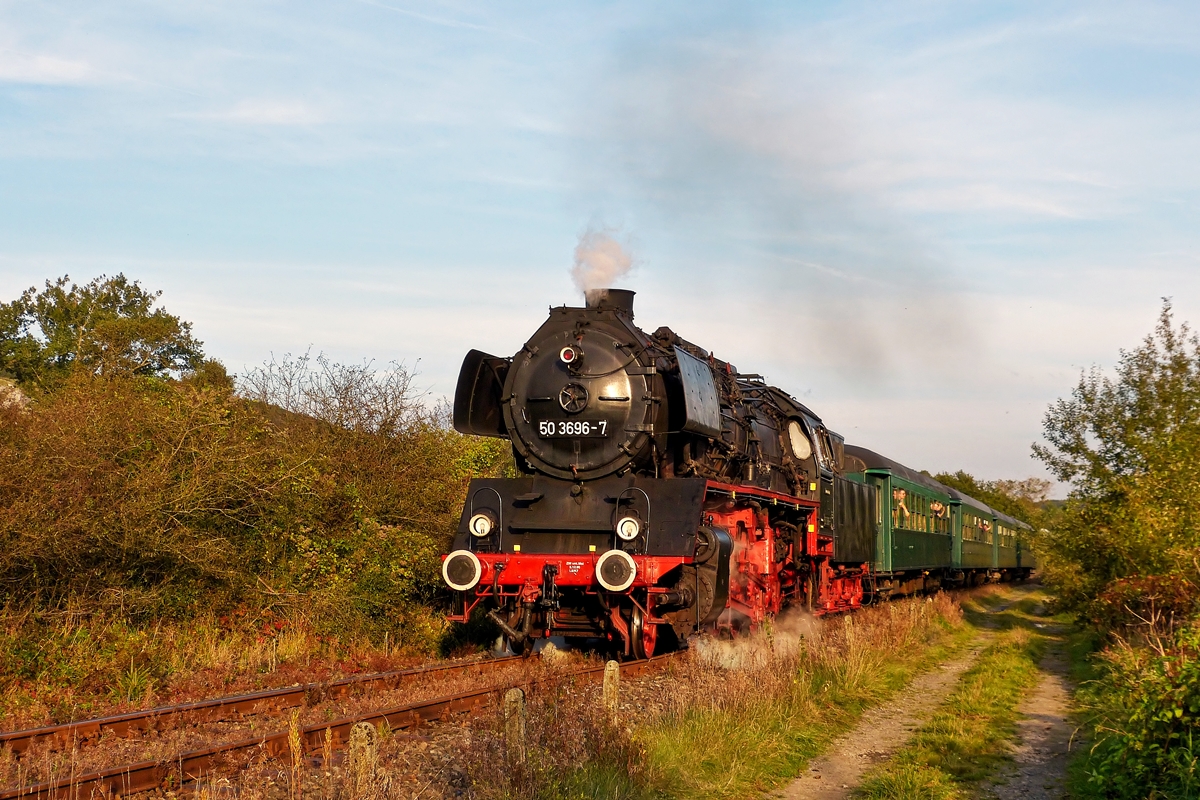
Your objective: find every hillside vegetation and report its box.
[0,275,509,722]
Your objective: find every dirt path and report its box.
[772,589,1037,800]
[983,635,1075,799]
[772,636,990,800]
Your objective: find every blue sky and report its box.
[4,1,1200,489]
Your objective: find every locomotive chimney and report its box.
[585,288,635,318]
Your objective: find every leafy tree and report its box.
[0,274,204,388]
[1033,300,1200,618]
[1039,303,1200,797]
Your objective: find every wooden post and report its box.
[603,660,620,724]
[348,721,378,797]
[504,688,527,768]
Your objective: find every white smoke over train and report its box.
[572,226,634,303]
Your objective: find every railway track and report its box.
[0,654,675,799]
[1,655,519,758]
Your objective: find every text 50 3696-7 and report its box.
[537,419,608,438]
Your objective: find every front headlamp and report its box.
[616,516,641,541]
[469,512,496,537]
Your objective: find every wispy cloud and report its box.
[352,0,492,33]
[0,48,92,85]
[182,100,328,126]
[352,0,537,43]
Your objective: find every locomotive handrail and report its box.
[703,480,810,511]
[573,353,640,379]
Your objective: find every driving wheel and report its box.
[630,606,658,660]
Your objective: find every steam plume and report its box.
[571,227,633,299]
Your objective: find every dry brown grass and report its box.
[459,664,650,799]
[0,595,968,800]
[663,592,964,722]
[449,593,967,799]
[0,608,456,731]
[0,648,545,790]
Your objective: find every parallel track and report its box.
[1,655,519,757]
[0,654,675,800]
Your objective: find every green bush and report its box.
[0,371,286,614]
[1077,621,1200,798]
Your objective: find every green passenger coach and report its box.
[954,492,998,572]
[842,445,1034,596]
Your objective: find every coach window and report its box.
[914,495,929,532]
[965,513,982,542]
[892,487,910,528]
[931,500,950,534]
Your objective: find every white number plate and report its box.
[537,419,609,438]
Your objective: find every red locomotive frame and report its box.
[446,480,867,657]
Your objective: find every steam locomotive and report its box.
[444,289,1033,657]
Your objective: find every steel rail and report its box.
[0,654,675,800]
[0,655,520,757]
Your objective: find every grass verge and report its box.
[463,593,974,800]
[640,596,976,800]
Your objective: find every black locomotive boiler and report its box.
[444,289,1032,657]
